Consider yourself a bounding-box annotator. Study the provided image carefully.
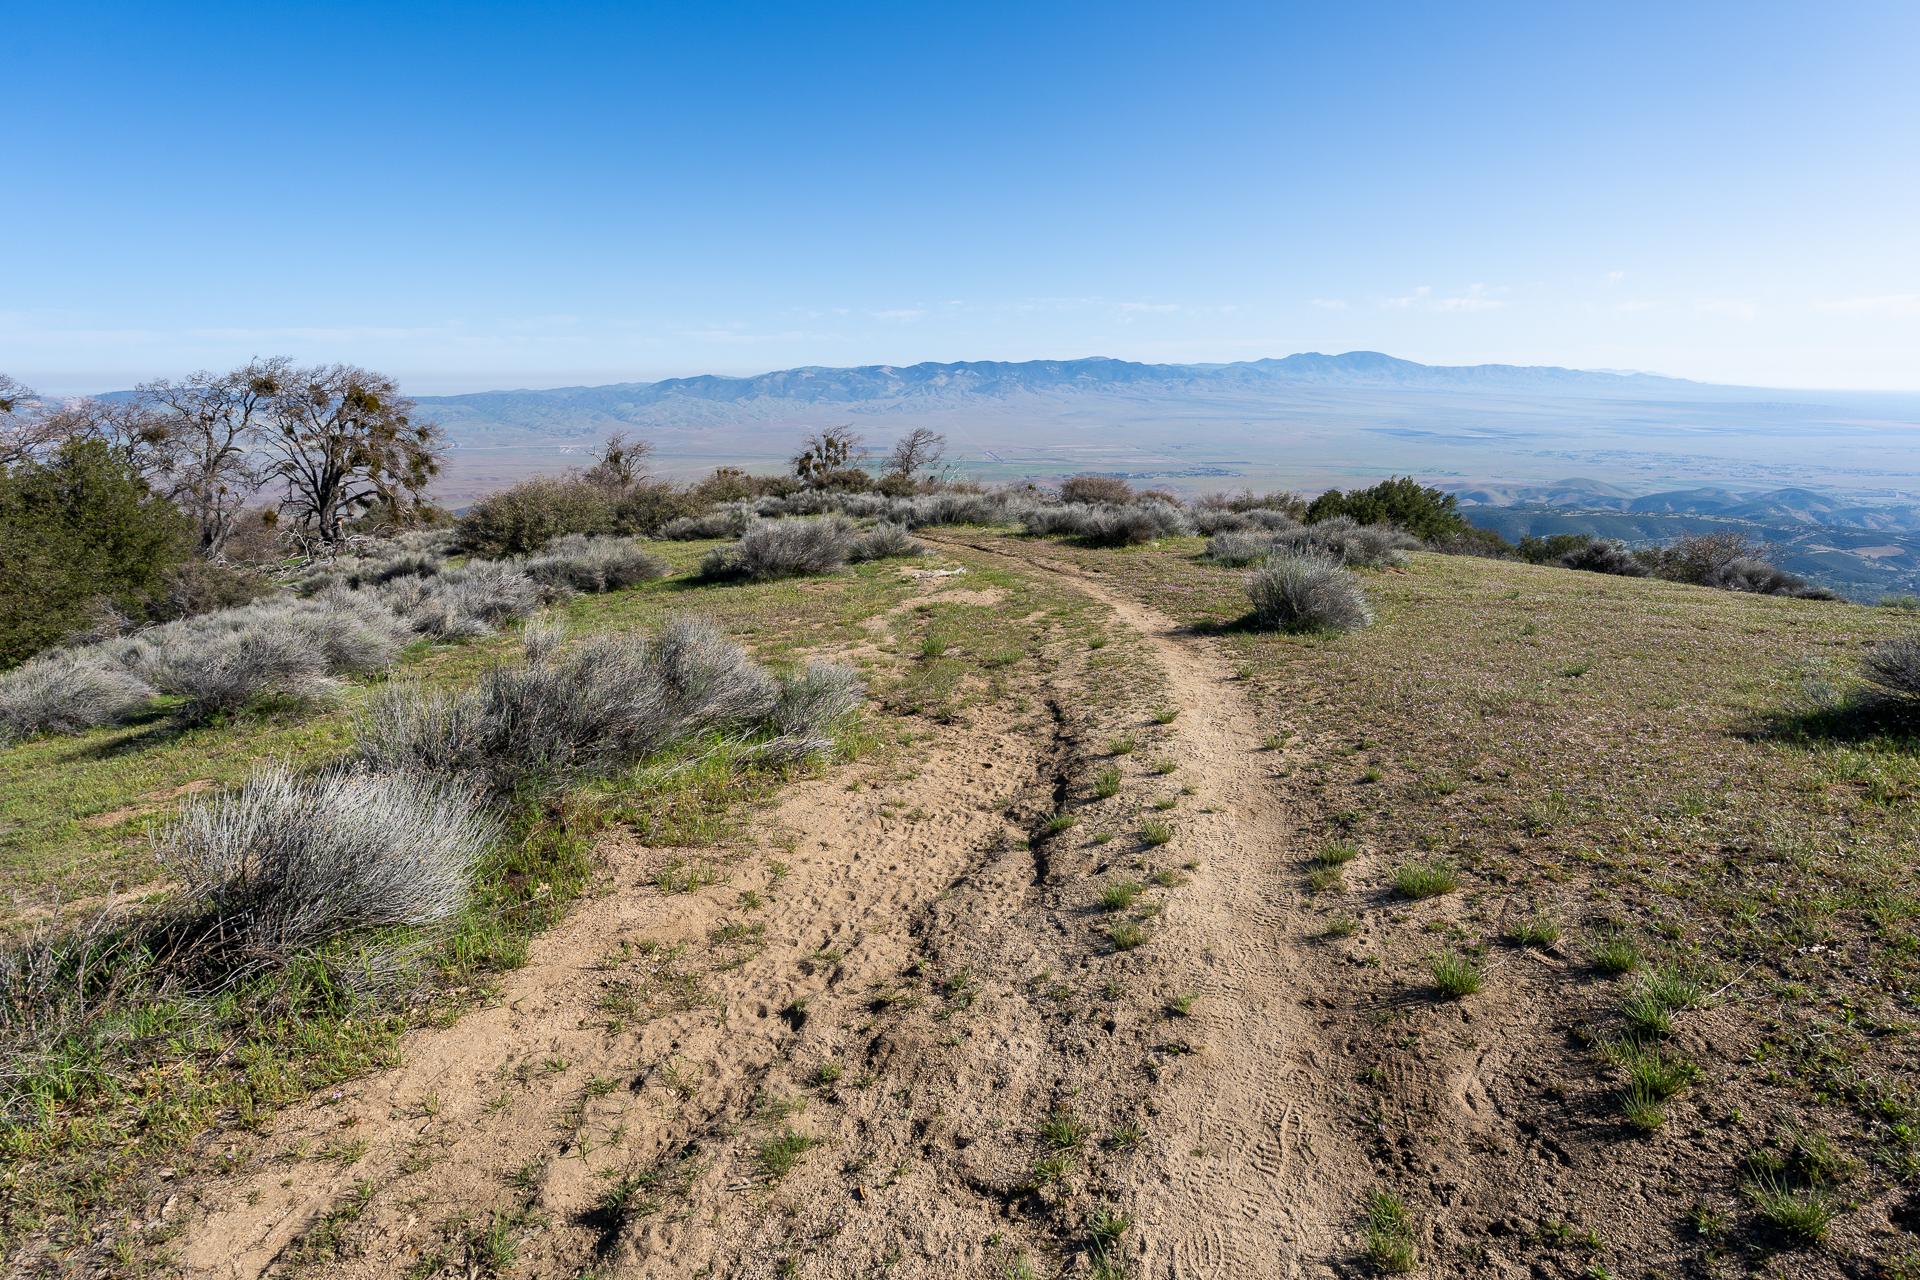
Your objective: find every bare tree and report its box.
[0,374,56,468]
[792,425,864,486]
[136,357,287,557]
[886,427,946,482]
[9,395,173,475]
[259,364,442,547]
[582,431,653,491]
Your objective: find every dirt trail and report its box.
[936,537,1368,1277]
[173,540,1370,1278]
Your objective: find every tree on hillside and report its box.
[885,427,946,483]
[0,439,189,665]
[1306,476,1469,541]
[582,431,653,491]
[259,364,442,547]
[792,426,865,487]
[137,357,288,558]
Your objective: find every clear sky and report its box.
[6,1,1918,394]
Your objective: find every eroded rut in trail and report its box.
[175,544,1369,1279]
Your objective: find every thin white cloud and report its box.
[1310,298,1350,311]
[1606,270,1625,288]
[1382,284,1507,313]
[1815,293,1920,317]
[869,308,928,322]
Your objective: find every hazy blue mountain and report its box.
[417,352,1705,443]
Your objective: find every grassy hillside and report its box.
[4,525,1917,1277]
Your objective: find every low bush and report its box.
[377,560,544,638]
[0,652,153,745]
[1559,538,1648,577]
[1246,552,1372,633]
[457,475,614,556]
[708,517,857,580]
[358,618,854,796]
[611,480,700,535]
[1862,638,1920,708]
[143,624,339,724]
[1059,474,1134,505]
[849,521,922,562]
[1268,516,1417,569]
[157,767,499,960]
[1204,530,1277,567]
[1021,500,1190,545]
[658,504,755,541]
[520,534,669,593]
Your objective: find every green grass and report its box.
[1392,860,1459,900]
[1139,818,1174,847]
[1429,950,1483,999]
[1504,911,1561,949]
[1106,921,1150,951]
[1098,879,1146,911]
[755,1129,820,1181]
[1363,1190,1417,1274]
[1093,765,1122,798]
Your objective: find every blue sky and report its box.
[5,1,1918,393]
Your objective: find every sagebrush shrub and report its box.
[850,521,922,562]
[1246,552,1372,633]
[1021,501,1190,545]
[357,618,840,795]
[658,505,754,540]
[157,767,499,958]
[1059,474,1134,505]
[377,560,543,638]
[710,517,857,580]
[144,624,339,723]
[1863,638,1920,706]
[757,662,867,761]
[1269,516,1416,569]
[0,652,153,745]
[1204,531,1277,567]
[520,534,669,593]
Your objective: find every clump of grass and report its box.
[1043,812,1078,836]
[809,1061,843,1088]
[1150,758,1177,775]
[1323,913,1359,939]
[1106,921,1149,951]
[1040,1108,1088,1150]
[1099,879,1145,912]
[1363,1190,1417,1274]
[1167,993,1196,1017]
[1429,950,1483,999]
[1093,765,1122,798]
[1107,735,1137,756]
[1621,967,1705,1037]
[755,1129,820,1180]
[1152,707,1179,725]
[1392,860,1458,900]
[1747,1179,1837,1243]
[1593,932,1641,975]
[1306,865,1345,893]
[1315,841,1360,867]
[1139,818,1173,847]
[1088,1205,1131,1278]
[1504,911,1561,949]
[1606,1039,1698,1131]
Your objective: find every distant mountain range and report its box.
[420,352,1703,441]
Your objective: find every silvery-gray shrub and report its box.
[1863,638,1920,706]
[711,517,857,580]
[1246,551,1372,633]
[520,534,669,593]
[1271,516,1416,569]
[850,521,922,562]
[0,652,153,745]
[358,617,785,795]
[156,766,498,958]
